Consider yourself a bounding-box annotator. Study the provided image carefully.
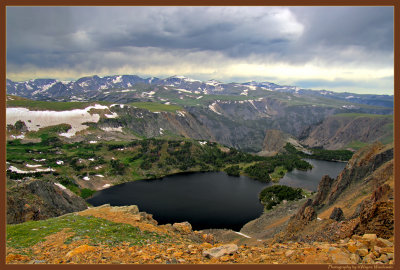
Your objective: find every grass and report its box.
[26,124,72,138]
[333,113,393,118]
[129,102,183,112]
[345,140,371,150]
[269,166,288,182]
[7,214,169,251]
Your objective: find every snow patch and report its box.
[247,100,258,110]
[7,104,113,138]
[95,174,104,178]
[26,164,42,168]
[8,165,54,174]
[79,81,89,88]
[261,87,272,91]
[11,134,25,139]
[101,127,123,132]
[41,82,57,91]
[54,183,67,190]
[234,232,252,238]
[208,102,222,115]
[105,112,118,118]
[83,176,90,181]
[89,141,97,144]
[142,91,155,97]
[176,111,186,117]
[56,160,64,165]
[175,88,192,93]
[206,80,220,86]
[112,75,122,84]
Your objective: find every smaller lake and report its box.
[279,159,347,192]
[88,172,269,231]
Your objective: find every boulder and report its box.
[329,207,344,221]
[203,244,238,259]
[312,175,335,207]
[110,205,139,215]
[303,206,317,222]
[329,249,353,264]
[362,233,377,241]
[172,221,192,234]
[295,199,316,222]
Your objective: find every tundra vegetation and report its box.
[259,185,304,210]
[7,130,326,200]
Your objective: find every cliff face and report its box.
[276,142,394,242]
[7,180,88,224]
[301,114,393,150]
[319,142,393,206]
[97,106,215,141]
[258,130,290,156]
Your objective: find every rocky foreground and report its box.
[6,204,394,265]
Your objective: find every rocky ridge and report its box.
[6,204,394,264]
[275,142,394,243]
[7,179,88,224]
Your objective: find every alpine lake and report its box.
[87,159,346,231]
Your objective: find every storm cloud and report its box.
[6,6,394,94]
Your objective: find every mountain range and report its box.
[6,75,393,153]
[6,75,393,108]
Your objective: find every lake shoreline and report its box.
[87,159,346,231]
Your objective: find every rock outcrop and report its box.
[312,175,334,207]
[276,142,394,243]
[326,142,393,205]
[7,180,88,224]
[261,129,291,155]
[329,207,344,221]
[259,129,307,156]
[202,244,238,259]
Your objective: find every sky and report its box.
[6,6,394,95]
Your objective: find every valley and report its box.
[5,74,394,265]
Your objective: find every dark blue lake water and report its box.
[279,159,346,192]
[87,159,346,230]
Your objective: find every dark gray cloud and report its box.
[6,6,394,94]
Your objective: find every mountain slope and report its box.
[301,114,393,150]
